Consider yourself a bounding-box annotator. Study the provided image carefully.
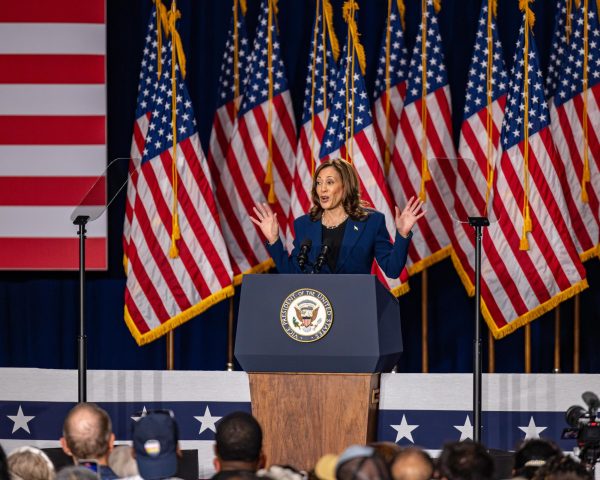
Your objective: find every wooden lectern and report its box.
[235,274,402,471]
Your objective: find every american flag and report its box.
[206,0,251,272]
[124,29,234,345]
[221,0,296,281]
[288,0,339,241]
[454,0,508,295]
[388,0,457,276]
[0,1,106,270]
[372,0,409,175]
[482,13,587,338]
[545,0,569,100]
[549,0,600,261]
[319,4,408,296]
[124,1,168,267]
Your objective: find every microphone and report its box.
[297,239,312,272]
[582,391,600,412]
[313,243,331,274]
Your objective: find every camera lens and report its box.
[565,405,586,427]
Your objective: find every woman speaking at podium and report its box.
[250,158,425,275]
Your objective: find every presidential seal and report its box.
[280,288,333,343]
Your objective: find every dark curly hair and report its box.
[309,158,370,221]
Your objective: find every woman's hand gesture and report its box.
[395,196,426,238]
[250,202,280,245]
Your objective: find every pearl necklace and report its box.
[322,212,348,229]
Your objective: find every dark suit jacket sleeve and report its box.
[265,219,304,274]
[373,213,412,278]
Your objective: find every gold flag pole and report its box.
[574,295,581,372]
[227,296,235,371]
[422,270,429,372]
[488,329,495,373]
[485,0,497,372]
[166,0,185,371]
[554,307,561,373]
[225,0,246,372]
[524,324,531,373]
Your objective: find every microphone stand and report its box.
[73,215,90,403]
[468,216,489,443]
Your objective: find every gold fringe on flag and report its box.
[233,0,242,107]
[343,1,366,75]
[240,0,247,15]
[324,0,340,61]
[308,0,321,177]
[167,0,187,258]
[519,0,534,251]
[397,0,406,31]
[384,0,394,174]
[567,0,576,43]
[419,0,431,201]
[342,0,367,163]
[154,0,170,78]
[484,0,496,211]
[581,0,591,202]
[265,0,278,203]
[490,0,497,16]
[433,0,442,13]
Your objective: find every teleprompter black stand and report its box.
[469,216,490,443]
[70,157,136,402]
[73,216,89,402]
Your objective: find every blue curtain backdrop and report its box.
[1,0,598,373]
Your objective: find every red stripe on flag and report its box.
[0,55,105,84]
[135,159,194,311]
[0,238,106,270]
[0,176,104,206]
[125,240,171,325]
[253,103,293,190]
[174,140,232,289]
[0,0,105,23]
[0,116,105,145]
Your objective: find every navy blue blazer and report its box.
[266,210,412,276]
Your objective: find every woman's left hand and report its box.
[395,196,426,238]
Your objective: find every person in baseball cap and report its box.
[132,410,181,480]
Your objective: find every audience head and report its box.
[0,444,9,480]
[335,445,391,480]
[513,439,562,479]
[214,411,264,472]
[132,410,180,480]
[368,443,402,470]
[390,447,433,480]
[60,403,114,464]
[532,455,592,480]
[108,444,139,478]
[7,446,55,480]
[55,466,98,480]
[438,441,494,480]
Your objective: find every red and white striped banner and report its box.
[0,0,106,270]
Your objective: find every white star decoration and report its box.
[390,414,419,443]
[194,406,222,434]
[454,415,473,441]
[131,406,148,422]
[7,405,35,434]
[518,416,547,440]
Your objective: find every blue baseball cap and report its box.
[132,411,178,480]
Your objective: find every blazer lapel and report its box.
[335,218,366,272]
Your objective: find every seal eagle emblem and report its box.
[280,288,333,342]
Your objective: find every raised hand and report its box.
[249,202,280,245]
[395,196,426,238]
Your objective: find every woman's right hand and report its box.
[250,202,280,245]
